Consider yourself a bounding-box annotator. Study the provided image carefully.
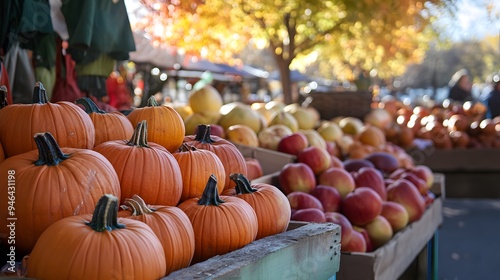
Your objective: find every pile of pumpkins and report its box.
[0,83,291,279]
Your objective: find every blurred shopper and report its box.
[485,73,500,119]
[448,69,472,102]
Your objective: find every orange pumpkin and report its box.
[0,142,4,163]
[27,194,166,280]
[173,143,226,202]
[0,132,121,255]
[223,173,291,239]
[118,195,195,275]
[178,175,258,264]
[184,124,247,191]
[76,97,134,146]
[0,82,95,157]
[127,96,185,152]
[94,120,183,206]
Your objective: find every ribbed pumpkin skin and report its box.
[89,111,134,146]
[118,203,195,275]
[223,182,291,240]
[0,102,95,157]
[26,215,166,280]
[0,147,121,256]
[178,194,258,264]
[0,142,4,163]
[127,103,185,153]
[184,126,247,191]
[94,140,183,206]
[173,146,226,202]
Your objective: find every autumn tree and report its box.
[132,0,456,104]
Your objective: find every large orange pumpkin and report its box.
[27,194,166,280]
[173,143,226,202]
[94,120,183,206]
[0,132,121,256]
[76,97,134,146]
[127,96,185,152]
[118,195,195,275]
[184,124,247,191]
[0,82,95,157]
[223,173,291,240]
[177,175,258,264]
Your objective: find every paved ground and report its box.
[438,198,500,280]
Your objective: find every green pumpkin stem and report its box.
[198,175,225,206]
[33,133,70,166]
[86,194,126,232]
[76,97,106,114]
[229,173,257,194]
[32,82,49,104]
[127,120,149,147]
[0,85,8,108]
[147,96,160,107]
[124,195,155,215]
[194,124,215,144]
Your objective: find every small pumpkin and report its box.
[27,194,166,280]
[178,175,258,264]
[0,82,95,157]
[223,173,291,239]
[173,143,226,202]
[118,195,195,275]
[94,120,183,206]
[127,96,185,152]
[76,97,134,146]
[184,124,247,191]
[0,132,121,255]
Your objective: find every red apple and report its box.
[277,132,309,155]
[278,163,316,195]
[380,201,409,232]
[363,215,394,249]
[399,172,428,195]
[387,179,426,223]
[287,191,324,211]
[245,158,263,180]
[325,140,340,157]
[318,167,356,198]
[297,146,332,175]
[291,208,326,222]
[329,155,344,169]
[388,167,408,180]
[410,165,434,189]
[352,167,387,200]
[341,187,382,226]
[365,152,400,174]
[325,212,353,247]
[343,158,375,173]
[352,226,373,252]
[310,185,342,212]
[342,229,367,253]
[384,178,395,188]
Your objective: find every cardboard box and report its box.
[163,222,341,280]
[235,143,296,175]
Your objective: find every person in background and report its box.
[448,69,472,102]
[485,73,500,119]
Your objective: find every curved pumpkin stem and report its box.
[177,143,197,153]
[198,174,225,206]
[229,173,257,194]
[76,97,106,114]
[123,195,155,215]
[32,82,49,104]
[127,120,150,148]
[194,124,215,144]
[0,85,8,109]
[33,133,70,166]
[86,194,126,232]
[147,96,160,107]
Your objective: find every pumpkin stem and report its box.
[127,120,150,147]
[123,195,155,215]
[32,82,49,104]
[198,174,225,206]
[0,85,8,108]
[76,97,106,114]
[177,142,197,152]
[229,173,257,194]
[86,194,126,232]
[33,133,70,166]
[147,96,160,107]
[194,124,215,144]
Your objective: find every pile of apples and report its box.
[278,150,436,253]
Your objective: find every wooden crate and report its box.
[300,91,373,120]
[235,143,296,176]
[163,222,341,280]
